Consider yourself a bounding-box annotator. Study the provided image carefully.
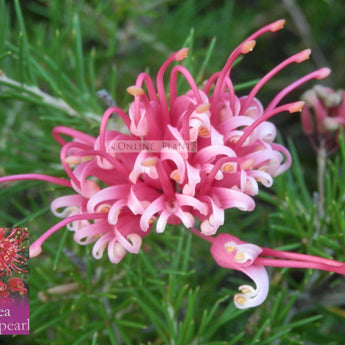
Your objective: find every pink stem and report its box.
[203,72,221,95]
[265,68,331,112]
[212,20,285,104]
[155,159,176,200]
[60,143,83,188]
[169,65,203,106]
[99,106,131,153]
[255,258,345,275]
[156,49,189,124]
[0,174,71,187]
[234,102,303,149]
[29,213,105,257]
[261,247,345,267]
[135,72,158,101]
[52,126,96,146]
[241,49,311,112]
[189,226,214,243]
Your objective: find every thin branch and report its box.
[0,71,102,122]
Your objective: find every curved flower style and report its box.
[191,230,345,309]
[0,20,330,264]
[301,85,345,153]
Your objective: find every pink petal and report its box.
[73,221,111,245]
[107,238,127,263]
[87,184,129,213]
[115,229,142,254]
[92,232,114,260]
[233,265,269,309]
[140,195,164,231]
[50,194,85,217]
[210,186,255,211]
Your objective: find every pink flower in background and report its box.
[0,281,15,307]
[0,290,15,307]
[0,20,330,268]
[0,228,28,277]
[7,277,28,295]
[301,85,345,153]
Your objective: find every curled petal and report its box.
[108,239,127,264]
[74,221,110,245]
[87,185,129,213]
[115,230,142,254]
[51,194,85,217]
[156,210,170,233]
[194,145,236,164]
[160,148,186,183]
[175,210,195,229]
[248,170,273,188]
[140,196,164,231]
[129,151,159,183]
[182,162,201,196]
[233,265,269,309]
[210,187,255,212]
[108,200,128,224]
[175,193,208,215]
[92,232,113,260]
[200,196,224,236]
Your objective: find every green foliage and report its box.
[1,0,345,344]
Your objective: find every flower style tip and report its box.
[241,40,256,54]
[29,244,42,258]
[175,47,189,61]
[127,86,145,96]
[270,19,286,32]
[316,67,332,80]
[289,101,305,113]
[296,49,311,63]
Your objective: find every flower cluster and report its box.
[301,85,345,153]
[0,228,29,306]
[1,20,344,309]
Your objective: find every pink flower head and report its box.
[0,228,29,276]
[0,290,15,307]
[194,230,345,309]
[301,85,345,153]
[0,20,330,264]
[7,277,28,295]
[0,281,7,292]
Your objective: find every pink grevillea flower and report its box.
[0,291,15,307]
[7,277,28,295]
[0,282,15,307]
[0,228,29,277]
[190,229,345,309]
[0,20,330,264]
[301,85,345,153]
